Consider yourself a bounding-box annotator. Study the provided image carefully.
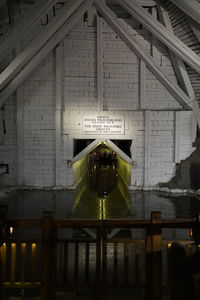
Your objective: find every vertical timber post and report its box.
[102,224,107,298]
[96,225,102,299]
[0,212,5,299]
[41,212,57,300]
[146,211,162,300]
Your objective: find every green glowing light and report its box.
[72,141,132,219]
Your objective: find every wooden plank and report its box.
[139,59,145,109]
[96,227,102,294]
[146,212,162,300]
[113,242,118,285]
[94,0,192,110]
[97,16,103,110]
[16,88,24,185]
[135,242,140,285]
[188,17,200,44]
[0,0,60,61]
[55,44,63,186]
[0,0,93,106]
[31,243,37,283]
[117,0,200,75]
[170,0,200,25]
[10,243,16,284]
[102,227,107,296]
[0,109,4,145]
[175,111,181,164]
[0,0,84,91]
[41,212,56,300]
[20,243,26,283]
[124,243,129,285]
[74,242,79,284]
[64,242,68,284]
[85,242,90,283]
[144,111,150,186]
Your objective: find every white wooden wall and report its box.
[0,16,196,187]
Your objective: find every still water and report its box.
[0,189,200,220]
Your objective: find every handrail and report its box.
[4,217,197,228]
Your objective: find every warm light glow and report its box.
[32,243,36,249]
[168,243,172,248]
[3,243,6,247]
[10,227,13,234]
[99,198,106,220]
[11,243,16,248]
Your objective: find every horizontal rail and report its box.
[4,218,196,229]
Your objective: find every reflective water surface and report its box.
[0,189,200,220]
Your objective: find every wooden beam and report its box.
[0,108,3,145]
[16,88,24,185]
[187,17,200,44]
[159,7,200,128]
[0,0,60,61]
[118,0,200,75]
[144,111,150,186]
[0,0,84,91]
[0,0,92,105]
[175,111,181,164]
[55,44,63,186]
[170,0,200,25]
[139,59,145,109]
[94,0,192,110]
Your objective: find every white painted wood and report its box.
[159,7,200,128]
[94,0,192,110]
[0,0,92,106]
[0,0,84,91]
[139,59,145,109]
[0,108,4,145]
[16,88,24,185]
[144,111,150,186]
[72,139,132,164]
[118,0,200,75]
[72,139,104,163]
[0,0,60,61]
[97,16,103,110]
[188,17,200,44]
[170,0,200,25]
[109,0,156,6]
[175,111,180,164]
[151,7,159,59]
[55,44,63,186]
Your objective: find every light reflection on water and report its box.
[0,189,199,220]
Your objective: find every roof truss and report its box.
[169,0,200,25]
[0,0,92,106]
[118,0,200,75]
[158,5,200,127]
[94,0,192,110]
[0,0,61,61]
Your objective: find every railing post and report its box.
[0,212,5,300]
[41,211,57,300]
[96,226,102,299]
[146,211,162,300]
[102,224,107,298]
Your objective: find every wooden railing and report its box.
[0,211,199,300]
